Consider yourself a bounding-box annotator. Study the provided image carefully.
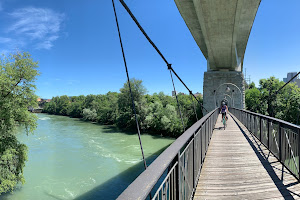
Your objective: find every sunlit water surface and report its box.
[2,114,174,200]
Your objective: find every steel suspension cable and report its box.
[118,0,208,113]
[169,68,185,131]
[112,0,147,169]
[275,71,300,95]
[268,71,299,117]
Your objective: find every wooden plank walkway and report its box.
[193,113,300,200]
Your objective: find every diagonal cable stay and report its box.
[111,0,147,170]
[118,0,207,113]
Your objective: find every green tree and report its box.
[67,102,83,118]
[56,95,70,116]
[245,87,263,113]
[43,101,57,114]
[275,82,300,124]
[259,77,283,117]
[82,108,97,122]
[97,92,119,124]
[143,101,182,136]
[245,76,300,125]
[117,78,147,130]
[84,95,97,109]
[0,52,39,194]
[248,82,256,89]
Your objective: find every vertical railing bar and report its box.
[170,169,173,200]
[267,119,270,148]
[260,117,262,142]
[273,123,280,156]
[172,171,173,200]
[174,165,176,200]
[251,115,253,132]
[173,169,175,200]
[177,151,181,200]
[192,133,195,190]
[279,123,282,162]
[168,176,170,200]
[298,128,300,180]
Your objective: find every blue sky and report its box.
[0,0,299,99]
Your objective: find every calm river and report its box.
[2,114,174,200]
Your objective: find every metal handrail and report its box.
[117,108,219,199]
[231,108,300,129]
[230,107,300,180]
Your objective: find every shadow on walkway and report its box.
[231,114,299,199]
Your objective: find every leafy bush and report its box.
[0,52,39,194]
[82,109,97,122]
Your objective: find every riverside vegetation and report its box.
[245,77,300,125]
[43,76,300,138]
[0,52,39,194]
[43,79,203,137]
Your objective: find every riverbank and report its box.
[42,80,203,138]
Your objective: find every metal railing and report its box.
[230,108,300,180]
[117,108,219,200]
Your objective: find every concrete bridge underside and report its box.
[174,0,261,112]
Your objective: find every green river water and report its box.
[2,114,174,200]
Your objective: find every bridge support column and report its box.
[203,71,245,114]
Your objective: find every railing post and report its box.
[209,117,211,139]
[260,117,262,142]
[249,114,250,129]
[298,128,300,181]
[193,133,195,188]
[241,110,243,124]
[206,119,208,148]
[240,109,241,121]
[177,151,181,200]
[204,123,207,155]
[247,113,249,129]
[200,127,203,166]
[245,113,247,128]
[254,116,257,136]
[241,110,242,122]
[278,122,282,162]
[210,117,212,138]
[249,114,251,131]
[267,119,270,148]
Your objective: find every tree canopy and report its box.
[0,52,39,194]
[43,79,203,137]
[245,77,300,125]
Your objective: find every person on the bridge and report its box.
[220,102,228,121]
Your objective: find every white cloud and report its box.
[0,37,12,43]
[7,7,64,50]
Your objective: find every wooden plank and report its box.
[193,114,300,200]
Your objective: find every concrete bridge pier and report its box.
[174,0,260,114]
[203,71,245,114]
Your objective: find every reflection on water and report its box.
[2,114,174,200]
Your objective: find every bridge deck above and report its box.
[194,114,300,200]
